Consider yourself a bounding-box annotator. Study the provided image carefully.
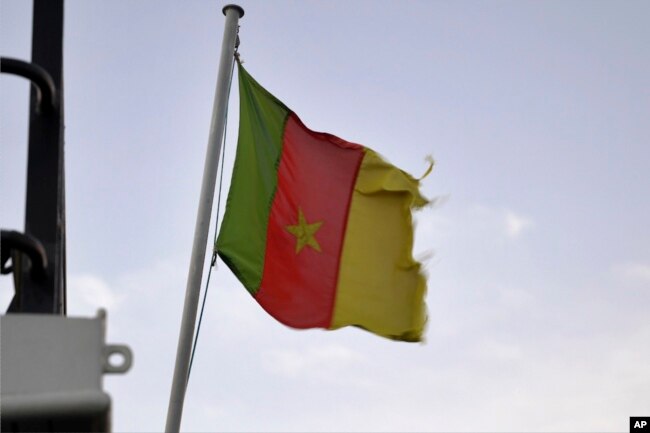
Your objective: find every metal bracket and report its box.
[1,309,134,428]
[103,344,133,374]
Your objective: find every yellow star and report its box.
[285,207,323,254]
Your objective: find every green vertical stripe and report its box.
[216,63,290,294]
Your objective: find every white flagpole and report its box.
[165,5,244,432]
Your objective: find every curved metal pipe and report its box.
[0,57,57,112]
[1,230,48,281]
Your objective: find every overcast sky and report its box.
[2,1,649,431]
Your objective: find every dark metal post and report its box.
[17,0,66,314]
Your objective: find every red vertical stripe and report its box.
[256,114,364,328]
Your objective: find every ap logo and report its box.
[631,417,650,431]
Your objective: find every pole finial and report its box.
[222,4,244,18]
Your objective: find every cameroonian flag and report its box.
[216,62,430,342]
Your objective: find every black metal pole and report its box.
[17,0,66,314]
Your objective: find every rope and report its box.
[186,54,236,383]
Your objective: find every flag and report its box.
[216,62,430,342]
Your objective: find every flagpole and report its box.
[165,4,244,433]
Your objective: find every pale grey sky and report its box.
[2,1,649,431]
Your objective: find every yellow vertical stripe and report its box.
[331,149,428,342]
